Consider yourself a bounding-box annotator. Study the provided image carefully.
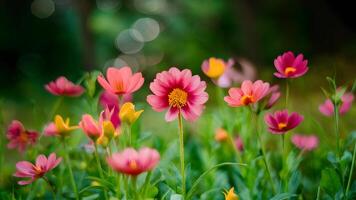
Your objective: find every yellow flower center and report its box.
[129,160,138,170]
[284,67,296,76]
[206,58,226,78]
[278,123,287,130]
[168,88,188,108]
[240,95,254,105]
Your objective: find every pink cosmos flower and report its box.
[99,92,120,127]
[147,67,209,122]
[264,85,281,109]
[107,147,160,176]
[7,120,38,152]
[97,67,144,95]
[319,92,354,116]
[224,80,270,107]
[45,76,85,97]
[79,114,102,141]
[13,153,62,185]
[265,110,304,134]
[234,136,244,152]
[274,51,308,78]
[291,134,319,151]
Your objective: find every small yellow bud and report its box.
[119,102,144,125]
[215,128,229,142]
[223,187,239,200]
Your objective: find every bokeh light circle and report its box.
[31,0,55,19]
[115,29,144,54]
[132,18,160,42]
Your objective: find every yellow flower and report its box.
[215,128,229,142]
[205,57,226,78]
[54,115,78,134]
[119,102,144,125]
[97,135,109,148]
[223,187,239,200]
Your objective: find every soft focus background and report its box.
[0,0,355,199]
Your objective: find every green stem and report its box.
[116,175,121,199]
[285,80,290,108]
[345,142,356,196]
[43,177,56,200]
[316,186,321,200]
[132,176,138,199]
[94,144,109,200]
[62,142,79,200]
[48,97,63,121]
[178,111,186,199]
[254,112,277,194]
[334,103,340,159]
[142,172,152,197]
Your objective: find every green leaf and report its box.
[288,171,301,194]
[86,176,116,193]
[186,162,247,200]
[320,168,342,195]
[270,193,297,200]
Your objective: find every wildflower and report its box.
[97,67,144,95]
[119,102,144,125]
[274,51,308,78]
[147,67,209,122]
[223,187,239,200]
[234,136,244,152]
[224,80,270,107]
[44,115,79,137]
[215,128,229,142]
[265,110,303,134]
[201,57,230,79]
[107,147,160,176]
[79,114,102,141]
[319,92,354,116]
[99,91,120,127]
[45,76,84,97]
[6,120,38,152]
[13,153,62,185]
[264,85,281,109]
[291,134,319,151]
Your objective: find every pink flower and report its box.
[99,91,120,127]
[264,85,281,109]
[13,153,62,185]
[6,120,38,152]
[79,114,102,141]
[45,76,85,97]
[224,80,270,107]
[291,134,319,151]
[319,92,354,116]
[265,110,304,134]
[97,67,144,95]
[107,147,160,176]
[234,136,244,152]
[274,51,309,78]
[147,67,209,122]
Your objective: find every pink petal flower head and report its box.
[274,51,309,78]
[79,114,102,141]
[291,134,319,151]
[13,153,62,185]
[224,80,270,107]
[147,67,209,122]
[264,85,281,109]
[6,120,38,153]
[265,110,304,134]
[45,76,85,97]
[97,67,144,96]
[234,136,244,152]
[107,147,160,176]
[99,91,120,127]
[319,92,354,116]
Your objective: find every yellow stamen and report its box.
[129,160,138,170]
[278,123,287,130]
[19,132,28,142]
[284,67,296,76]
[240,95,254,105]
[168,88,188,108]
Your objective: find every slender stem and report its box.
[94,144,109,200]
[254,112,277,194]
[116,175,121,200]
[316,186,321,200]
[285,80,290,108]
[280,134,285,191]
[43,177,56,200]
[334,103,340,159]
[62,142,79,200]
[345,142,356,196]
[178,111,186,198]
[228,134,243,163]
[123,176,129,198]
[142,172,152,197]
[132,176,138,199]
[48,97,63,121]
